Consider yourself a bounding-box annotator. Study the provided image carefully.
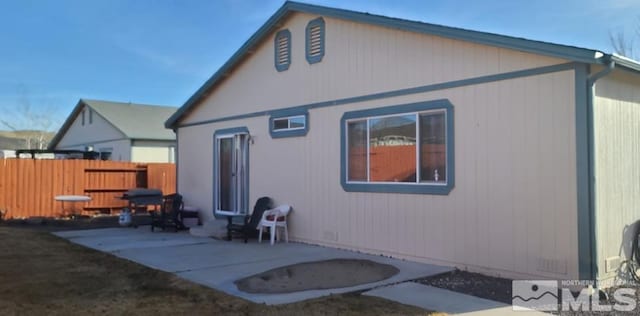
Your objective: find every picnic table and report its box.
[55,195,91,218]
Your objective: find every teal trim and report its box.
[274,29,291,72]
[306,17,325,64]
[340,99,454,195]
[165,0,618,129]
[177,62,577,129]
[287,1,602,64]
[212,127,250,219]
[165,3,292,129]
[575,64,592,280]
[583,61,615,282]
[589,59,616,83]
[175,129,179,194]
[269,108,309,138]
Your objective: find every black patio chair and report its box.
[150,193,186,232]
[227,196,273,243]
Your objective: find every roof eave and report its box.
[288,1,601,63]
[610,54,640,74]
[165,3,295,129]
[165,1,613,129]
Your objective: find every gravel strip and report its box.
[417,269,513,304]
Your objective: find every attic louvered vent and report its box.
[306,17,325,64]
[274,29,291,72]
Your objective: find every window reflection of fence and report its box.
[0,159,175,219]
[370,135,416,146]
[348,145,446,182]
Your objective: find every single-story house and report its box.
[50,99,177,163]
[165,1,640,283]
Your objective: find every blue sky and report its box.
[1,0,638,131]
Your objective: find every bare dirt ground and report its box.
[236,259,399,294]
[0,221,436,315]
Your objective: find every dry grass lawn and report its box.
[0,226,438,315]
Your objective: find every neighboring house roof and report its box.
[49,99,177,149]
[165,1,640,129]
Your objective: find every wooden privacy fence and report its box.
[0,159,176,219]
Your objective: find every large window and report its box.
[341,99,454,195]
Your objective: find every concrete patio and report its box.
[54,227,547,314]
[54,227,454,305]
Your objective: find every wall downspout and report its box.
[586,60,615,282]
[174,128,179,194]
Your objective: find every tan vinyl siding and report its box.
[180,13,567,126]
[593,70,640,281]
[175,11,581,279]
[178,68,579,279]
[177,117,263,223]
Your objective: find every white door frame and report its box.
[214,129,249,216]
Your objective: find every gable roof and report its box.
[49,99,177,149]
[165,1,640,129]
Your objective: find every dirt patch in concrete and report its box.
[235,258,399,294]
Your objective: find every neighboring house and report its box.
[50,99,177,163]
[165,1,640,283]
[0,149,16,159]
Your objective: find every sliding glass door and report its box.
[215,132,249,216]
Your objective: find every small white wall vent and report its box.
[537,257,568,274]
[605,256,621,273]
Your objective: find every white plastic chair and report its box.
[258,204,291,245]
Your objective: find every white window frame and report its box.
[272,115,306,132]
[345,109,448,186]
